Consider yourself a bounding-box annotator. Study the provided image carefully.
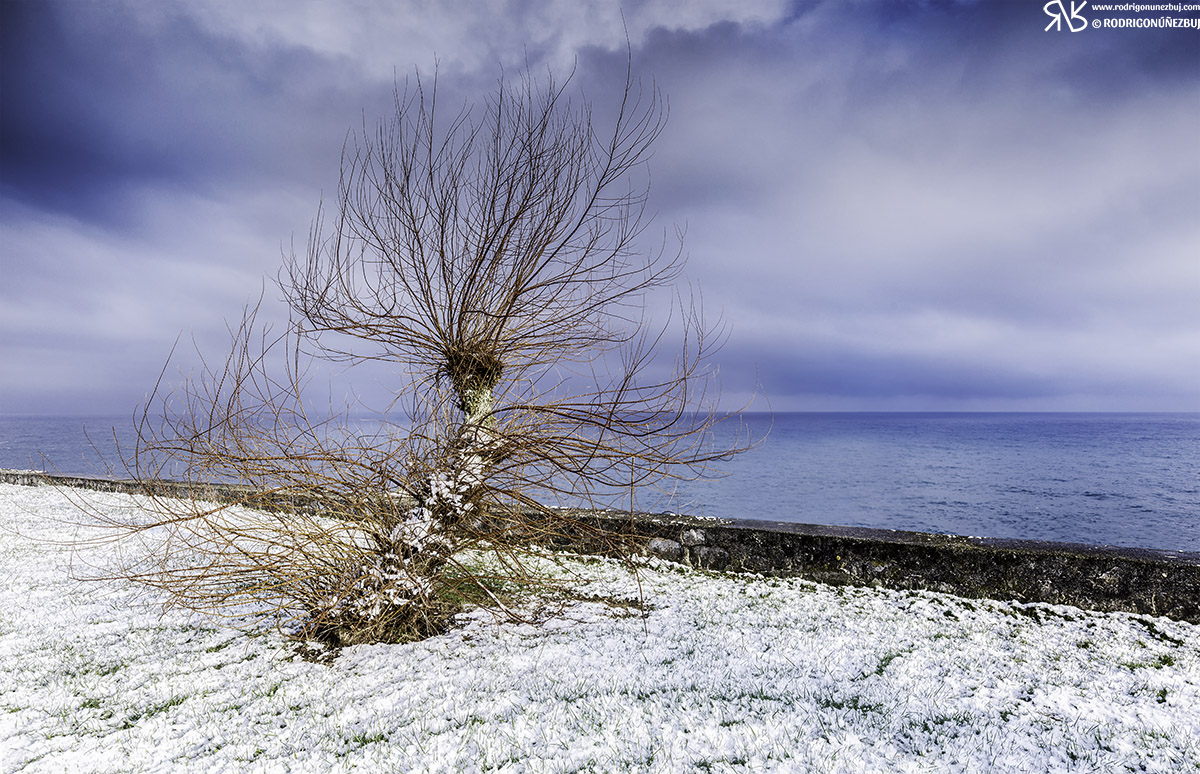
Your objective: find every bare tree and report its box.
[99,65,746,646]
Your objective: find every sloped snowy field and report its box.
[1,484,1198,773]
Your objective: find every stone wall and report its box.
[4,469,1198,623]
[537,511,1200,623]
[0,469,247,501]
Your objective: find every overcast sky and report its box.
[2,0,1198,416]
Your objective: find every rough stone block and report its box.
[694,546,729,570]
[680,528,706,546]
[647,538,683,562]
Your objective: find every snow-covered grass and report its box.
[2,484,1198,773]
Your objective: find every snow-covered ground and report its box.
[1,483,1198,773]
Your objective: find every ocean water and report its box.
[0,415,141,478]
[666,412,1200,553]
[2,412,1197,552]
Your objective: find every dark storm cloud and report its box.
[0,0,377,226]
[722,338,1065,401]
[816,0,1200,93]
[0,0,400,417]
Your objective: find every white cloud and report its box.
[140,0,790,77]
[0,184,313,413]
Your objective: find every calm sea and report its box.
[2,412,1197,552]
